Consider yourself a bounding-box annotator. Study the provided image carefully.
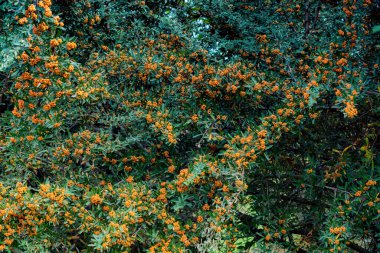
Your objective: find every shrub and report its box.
[0,0,379,252]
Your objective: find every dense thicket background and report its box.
[0,0,379,252]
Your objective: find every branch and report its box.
[346,241,372,253]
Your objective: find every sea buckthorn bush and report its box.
[0,0,379,252]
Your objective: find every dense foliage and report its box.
[0,0,379,252]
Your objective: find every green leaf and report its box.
[372,25,380,34]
